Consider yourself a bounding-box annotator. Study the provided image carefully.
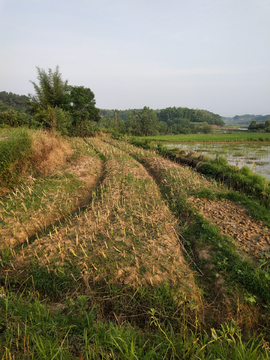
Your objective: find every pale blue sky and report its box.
[0,0,269,116]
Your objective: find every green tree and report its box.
[264,119,270,132]
[28,66,69,132]
[0,108,31,128]
[248,120,258,131]
[200,123,213,134]
[29,66,68,109]
[127,107,158,136]
[140,106,158,136]
[64,86,100,136]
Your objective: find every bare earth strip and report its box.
[188,197,270,260]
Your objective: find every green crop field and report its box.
[138,132,270,143]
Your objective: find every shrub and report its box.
[0,108,31,127]
[0,128,32,187]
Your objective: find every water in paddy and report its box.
[166,142,270,181]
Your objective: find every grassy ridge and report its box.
[108,139,270,307]
[130,138,270,210]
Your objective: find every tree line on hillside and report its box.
[0,91,29,110]
[223,114,270,126]
[99,107,224,136]
[1,66,225,136]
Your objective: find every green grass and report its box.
[0,289,269,359]
[137,132,270,143]
[0,128,32,187]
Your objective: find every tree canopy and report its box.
[28,67,99,135]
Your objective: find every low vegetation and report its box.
[135,132,270,143]
[1,132,270,359]
[130,138,270,209]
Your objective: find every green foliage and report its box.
[29,66,68,109]
[64,85,100,136]
[0,128,32,186]
[0,108,31,128]
[248,118,270,132]
[196,160,270,208]
[158,106,224,126]
[32,105,72,134]
[99,107,220,135]
[126,106,159,136]
[1,286,269,359]
[28,67,100,136]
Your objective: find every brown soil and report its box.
[188,197,270,260]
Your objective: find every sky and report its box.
[0,0,269,117]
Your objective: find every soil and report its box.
[188,197,270,261]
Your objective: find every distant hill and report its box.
[0,91,29,110]
[222,114,270,125]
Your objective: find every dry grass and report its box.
[105,139,270,329]
[29,130,73,175]
[0,138,102,250]
[106,139,223,195]
[8,138,200,306]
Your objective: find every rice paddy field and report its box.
[0,129,270,359]
[166,142,270,180]
[140,132,270,143]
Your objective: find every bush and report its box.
[0,108,31,127]
[0,128,32,187]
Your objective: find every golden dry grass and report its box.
[8,138,200,305]
[0,137,102,250]
[29,130,73,175]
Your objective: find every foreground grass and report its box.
[138,132,270,143]
[1,289,269,359]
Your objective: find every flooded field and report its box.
[166,142,270,181]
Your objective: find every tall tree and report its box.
[28,66,70,131]
[29,66,68,109]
